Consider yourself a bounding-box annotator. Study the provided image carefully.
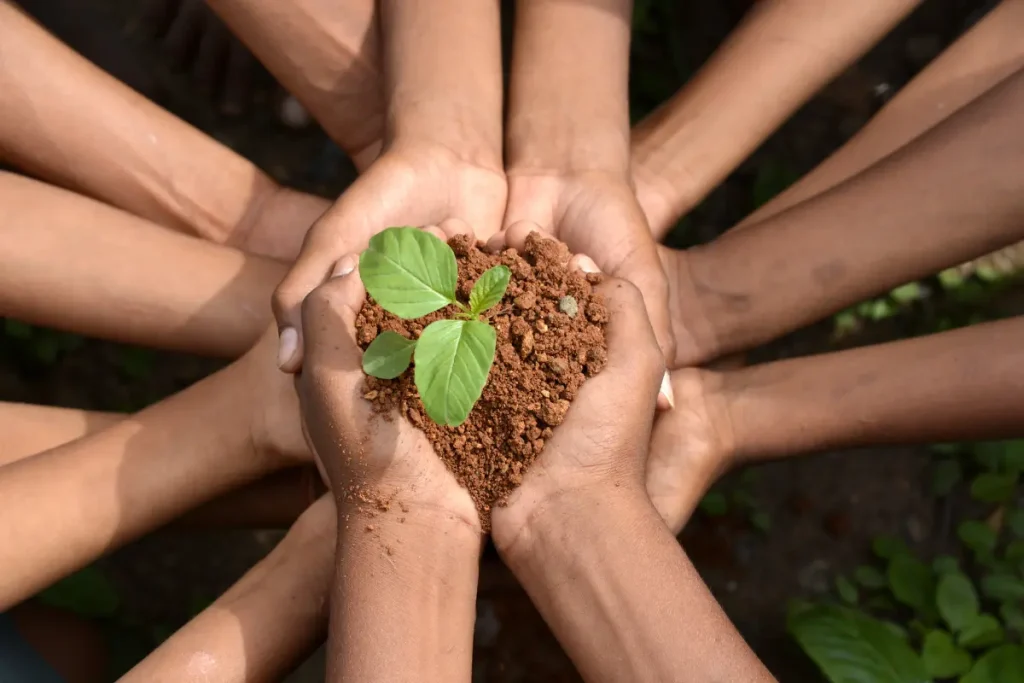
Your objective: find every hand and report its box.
[501,172,676,363]
[646,368,737,535]
[656,244,728,369]
[235,326,309,468]
[274,143,506,371]
[294,247,481,531]
[231,185,331,262]
[491,271,666,550]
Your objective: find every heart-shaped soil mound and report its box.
[356,233,609,526]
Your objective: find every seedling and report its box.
[358,227,511,427]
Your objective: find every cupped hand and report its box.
[491,272,667,550]
[294,245,481,530]
[501,171,675,364]
[645,368,737,535]
[274,144,507,372]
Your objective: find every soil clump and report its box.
[355,233,608,528]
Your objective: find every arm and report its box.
[501,489,773,683]
[671,66,1024,365]
[632,0,922,237]
[327,505,480,682]
[727,316,1024,461]
[0,334,304,610]
[0,1,328,258]
[735,0,1024,229]
[120,497,335,683]
[378,0,502,166]
[205,0,384,171]
[0,172,282,358]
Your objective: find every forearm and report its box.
[0,2,316,248]
[0,402,122,465]
[726,316,1024,461]
[206,0,384,170]
[506,0,631,173]
[379,0,502,167]
[122,497,336,683]
[686,67,1024,358]
[0,173,282,358]
[632,0,920,236]
[735,0,1024,230]
[502,488,772,683]
[0,362,276,609]
[328,505,480,682]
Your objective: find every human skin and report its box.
[119,496,336,683]
[663,66,1024,369]
[502,0,674,364]
[648,316,1024,533]
[0,329,307,610]
[631,0,923,237]
[489,261,773,682]
[0,401,322,528]
[273,0,506,372]
[0,173,282,358]
[296,250,481,682]
[0,1,327,260]
[204,0,383,170]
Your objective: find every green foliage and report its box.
[413,319,496,427]
[930,459,962,498]
[788,604,928,683]
[2,318,83,367]
[362,331,417,379]
[792,440,1024,683]
[359,228,511,427]
[38,565,120,618]
[752,161,800,209]
[698,490,728,517]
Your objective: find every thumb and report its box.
[298,253,366,378]
[612,239,676,367]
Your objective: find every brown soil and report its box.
[355,233,608,527]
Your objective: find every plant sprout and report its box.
[359,227,511,427]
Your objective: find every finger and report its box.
[422,224,447,242]
[593,277,665,410]
[608,240,677,368]
[299,254,365,372]
[502,219,544,253]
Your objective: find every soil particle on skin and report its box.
[355,233,608,528]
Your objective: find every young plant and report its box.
[358,227,511,427]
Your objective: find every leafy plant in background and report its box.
[789,439,1024,682]
[2,318,83,367]
[359,227,511,427]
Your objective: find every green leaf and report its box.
[698,490,728,517]
[932,556,960,575]
[958,521,998,555]
[749,510,772,533]
[362,331,417,379]
[937,268,965,290]
[359,227,457,319]
[855,565,889,589]
[788,605,928,683]
[888,555,934,613]
[874,535,911,560]
[974,442,1007,472]
[936,572,980,633]
[414,319,496,427]
[980,574,1024,602]
[961,645,1024,683]
[468,265,511,315]
[957,614,1005,649]
[970,472,1019,503]
[1005,539,1024,562]
[836,576,859,605]
[3,318,33,340]
[930,443,963,456]
[930,459,962,497]
[1008,510,1024,538]
[1000,603,1024,634]
[921,630,972,679]
[38,565,119,618]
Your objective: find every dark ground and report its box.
[2,0,1015,680]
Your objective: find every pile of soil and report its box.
[355,233,608,526]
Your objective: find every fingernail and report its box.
[331,254,357,278]
[277,327,299,369]
[658,371,675,410]
[576,255,601,274]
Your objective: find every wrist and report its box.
[493,482,650,566]
[505,112,631,176]
[386,117,504,177]
[337,494,484,545]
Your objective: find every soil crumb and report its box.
[355,233,608,528]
